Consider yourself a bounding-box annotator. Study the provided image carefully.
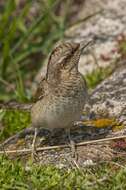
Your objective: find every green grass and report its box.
[0,0,68,101]
[0,156,126,190]
[85,66,113,89]
[0,110,30,141]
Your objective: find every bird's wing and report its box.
[33,77,47,102]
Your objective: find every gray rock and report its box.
[87,64,126,126]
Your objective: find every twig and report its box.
[0,135,126,155]
[0,101,32,111]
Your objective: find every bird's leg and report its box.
[66,128,77,159]
[31,127,38,160]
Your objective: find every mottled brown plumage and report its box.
[1,41,90,157]
[31,42,88,130]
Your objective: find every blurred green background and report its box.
[0,0,77,102]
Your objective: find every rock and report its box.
[66,0,126,74]
[86,64,126,126]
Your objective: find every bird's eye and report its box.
[71,49,75,54]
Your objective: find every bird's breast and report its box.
[31,75,87,129]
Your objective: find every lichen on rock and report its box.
[86,64,126,128]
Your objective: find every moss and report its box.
[0,110,31,141]
[0,156,126,189]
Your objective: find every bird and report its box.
[31,41,89,157]
[1,40,91,158]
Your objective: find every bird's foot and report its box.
[66,129,78,160]
[69,139,78,160]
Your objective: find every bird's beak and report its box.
[79,40,94,53]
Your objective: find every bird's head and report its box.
[46,41,91,84]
